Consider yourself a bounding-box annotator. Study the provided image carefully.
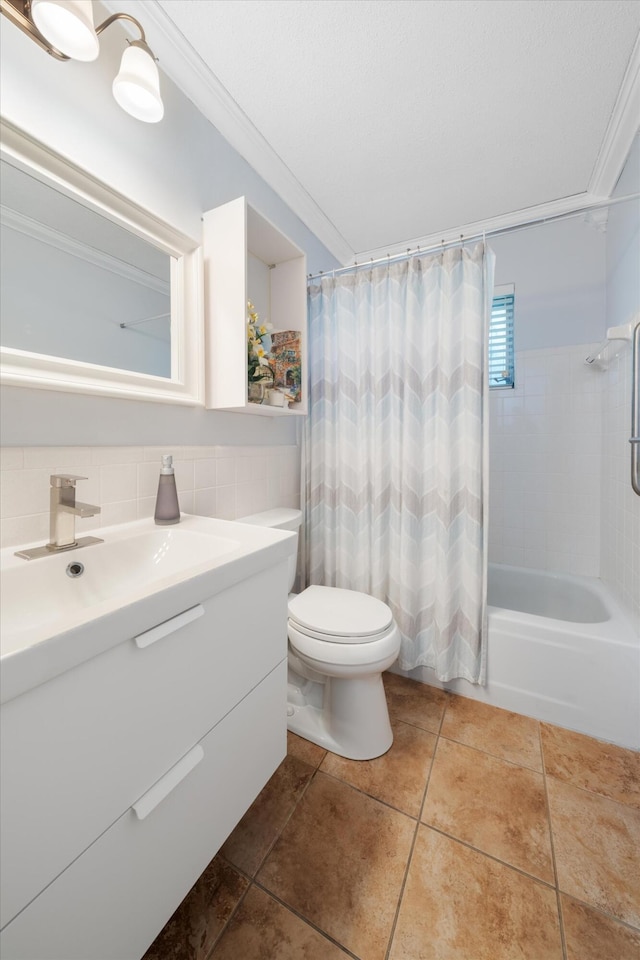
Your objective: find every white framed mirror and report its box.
[0,117,204,405]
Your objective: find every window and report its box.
[489,286,515,388]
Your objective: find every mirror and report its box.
[0,118,203,404]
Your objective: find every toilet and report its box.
[238,508,401,760]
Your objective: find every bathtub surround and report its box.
[305,245,495,683]
[601,338,640,628]
[489,341,603,577]
[0,445,300,550]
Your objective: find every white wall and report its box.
[492,218,606,351]
[600,134,640,632]
[0,3,339,447]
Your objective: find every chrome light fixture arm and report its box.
[1,1,149,56]
[95,10,154,58]
[0,0,163,121]
[0,0,70,60]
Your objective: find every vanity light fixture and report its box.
[0,0,164,122]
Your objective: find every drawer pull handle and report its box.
[134,604,204,649]
[132,744,204,820]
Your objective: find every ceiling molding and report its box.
[352,192,608,263]
[588,31,640,197]
[101,0,354,265]
[103,2,637,267]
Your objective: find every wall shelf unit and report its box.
[203,197,307,416]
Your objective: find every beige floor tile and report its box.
[548,777,640,927]
[320,717,436,817]
[441,694,542,770]
[561,894,640,960]
[220,755,315,877]
[209,885,350,959]
[389,825,563,960]
[542,723,640,809]
[257,771,415,960]
[422,737,554,882]
[142,856,249,960]
[383,671,448,733]
[287,730,327,769]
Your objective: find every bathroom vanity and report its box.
[0,516,295,959]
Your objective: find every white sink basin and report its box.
[1,514,295,702]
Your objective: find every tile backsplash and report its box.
[0,445,300,550]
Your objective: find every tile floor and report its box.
[143,673,640,960]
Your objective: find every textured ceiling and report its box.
[154,0,639,259]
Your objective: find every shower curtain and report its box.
[304,244,495,683]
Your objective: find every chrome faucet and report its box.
[49,475,101,549]
[15,475,103,561]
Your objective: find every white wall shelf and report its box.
[203,197,307,416]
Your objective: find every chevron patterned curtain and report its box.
[304,244,495,683]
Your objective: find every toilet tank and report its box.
[237,508,301,593]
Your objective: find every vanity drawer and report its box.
[0,660,287,960]
[0,562,287,928]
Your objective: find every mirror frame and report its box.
[0,117,204,405]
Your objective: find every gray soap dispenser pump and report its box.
[154,454,180,525]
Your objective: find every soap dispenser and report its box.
[154,455,180,525]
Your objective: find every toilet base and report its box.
[287,670,393,761]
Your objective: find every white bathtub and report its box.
[445,564,640,750]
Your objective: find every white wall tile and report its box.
[216,458,235,486]
[194,488,216,517]
[489,343,602,578]
[0,444,300,549]
[194,459,216,490]
[0,448,24,470]
[100,463,137,504]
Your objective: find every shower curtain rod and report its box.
[307,192,640,282]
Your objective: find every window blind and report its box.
[489,293,515,388]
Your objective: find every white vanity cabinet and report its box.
[0,562,288,960]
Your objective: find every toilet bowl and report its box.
[238,509,401,760]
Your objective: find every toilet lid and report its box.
[288,585,393,641]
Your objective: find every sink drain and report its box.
[66,561,85,578]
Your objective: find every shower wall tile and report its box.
[600,344,640,633]
[0,444,301,549]
[489,343,603,578]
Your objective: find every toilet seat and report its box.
[288,619,401,668]
[288,585,393,643]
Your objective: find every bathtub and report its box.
[444,564,640,750]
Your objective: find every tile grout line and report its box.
[245,755,362,959]
[317,767,422,822]
[250,878,362,960]
[202,875,253,960]
[383,693,451,960]
[204,757,320,959]
[539,723,569,960]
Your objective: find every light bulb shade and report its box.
[112,43,164,123]
[31,0,99,61]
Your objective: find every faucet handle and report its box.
[50,474,87,488]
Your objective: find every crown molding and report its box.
[352,192,607,263]
[101,0,354,265]
[589,31,640,197]
[103,2,637,268]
